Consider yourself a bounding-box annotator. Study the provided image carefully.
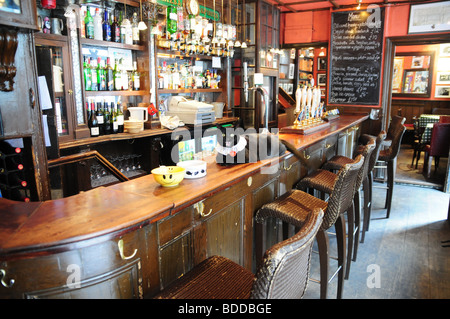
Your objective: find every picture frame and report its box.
[317,57,327,71]
[392,51,434,98]
[436,72,450,85]
[440,44,450,57]
[435,86,450,98]
[408,1,450,34]
[317,73,326,86]
[288,63,295,79]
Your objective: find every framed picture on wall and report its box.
[317,73,326,86]
[435,86,450,98]
[436,72,450,85]
[392,51,434,98]
[408,1,450,34]
[317,57,327,71]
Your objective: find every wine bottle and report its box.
[5,156,23,171]
[89,102,100,137]
[117,103,124,133]
[90,57,98,91]
[83,56,92,91]
[132,61,140,91]
[114,59,121,91]
[111,102,118,134]
[167,6,177,35]
[132,12,140,45]
[96,102,104,135]
[106,57,114,91]
[119,11,126,44]
[0,141,21,155]
[9,188,30,202]
[97,57,106,91]
[111,12,121,43]
[86,101,92,123]
[85,6,94,39]
[103,9,112,41]
[103,101,111,135]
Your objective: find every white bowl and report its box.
[124,119,144,133]
[177,160,207,179]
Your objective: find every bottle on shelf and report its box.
[93,8,103,41]
[83,56,92,91]
[111,12,120,43]
[120,58,129,91]
[132,61,140,91]
[119,11,126,44]
[85,6,94,39]
[166,6,177,36]
[90,57,98,91]
[88,101,99,137]
[121,15,132,45]
[132,12,140,45]
[111,102,118,134]
[80,7,86,38]
[106,57,114,91]
[117,103,124,133]
[103,101,112,135]
[103,9,112,42]
[114,58,122,91]
[97,57,106,91]
[96,102,104,135]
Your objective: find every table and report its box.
[418,114,440,143]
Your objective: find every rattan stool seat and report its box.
[296,169,337,195]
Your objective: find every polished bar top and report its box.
[0,114,368,259]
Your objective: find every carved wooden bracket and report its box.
[0,28,18,92]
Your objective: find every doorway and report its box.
[383,35,450,193]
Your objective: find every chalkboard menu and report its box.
[328,9,385,105]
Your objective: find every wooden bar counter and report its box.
[0,114,368,299]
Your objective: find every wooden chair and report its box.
[154,208,324,299]
[411,116,427,169]
[423,123,450,178]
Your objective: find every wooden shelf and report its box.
[85,90,148,97]
[81,38,145,51]
[158,88,222,94]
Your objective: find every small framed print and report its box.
[288,63,295,79]
[317,73,326,86]
[436,72,450,85]
[317,57,327,71]
[408,1,450,34]
[435,86,450,98]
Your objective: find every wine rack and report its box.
[0,141,31,202]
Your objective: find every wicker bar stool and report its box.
[317,130,386,245]
[154,208,324,299]
[255,154,364,299]
[377,122,406,219]
[297,141,375,280]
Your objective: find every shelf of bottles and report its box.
[0,141,30,202]
[156,4,237,59]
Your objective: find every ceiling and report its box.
[266,0,442,14]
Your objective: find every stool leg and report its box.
[335,214,346,299]
[316,228,329,299]
[385,158,395,219]
[367,171,373,231]
[345,202,354,280]
[353,190,361,262]
[361,176,370,243]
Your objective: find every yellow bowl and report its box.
[151,166,186,187]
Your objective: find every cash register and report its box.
[167,96,216,125]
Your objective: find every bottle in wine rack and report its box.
[96,102,104,135]
[103,101,111,135]
[89,102,100,137]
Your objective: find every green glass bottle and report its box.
[85,6,94,39]
[166,6,177,35]
[83,56,92,91]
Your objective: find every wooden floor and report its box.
[302,175,450,299]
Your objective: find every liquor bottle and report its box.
[132,61,140,91]
[93,8,103,41]
[131,12,140,45]
[97,57,106,91]
[90,57,98,91]
[85,6,94,39]
[111,102,118,134]
[96,102,104,135]
[120,59,129,90]
[86,101,92,123]
[106,57,114,91]
[166,6,177,35]
[119,11,126,44]
[103,101,111,135]
[103,9,112,41]
[89,102,100,137]
[111,12,120,43]
[117,103,124,133]
[114,59,121,91]
[121,15,132,45]
[80,7,86,38]
[83,56,92,91]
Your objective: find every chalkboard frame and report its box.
[328,8,385,106]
